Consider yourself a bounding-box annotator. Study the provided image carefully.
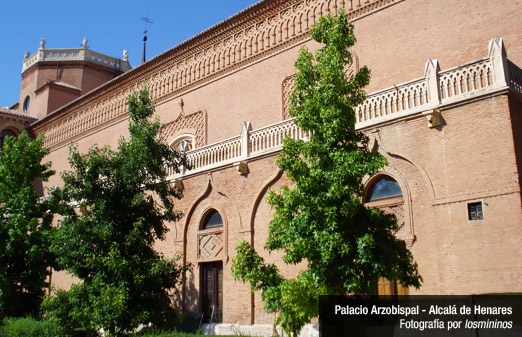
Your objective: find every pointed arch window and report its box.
[366,176,402,202]
[202,209,223,229]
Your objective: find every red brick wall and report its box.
[47,86,81,113]
[155,94,521,326]
[352,0,522,93]
[364,94,522,294]
[508,96,522,194]
[19,62,122,118]
[39,0,522,326]
[163,93,521,324]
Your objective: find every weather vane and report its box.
[140,13,153,64]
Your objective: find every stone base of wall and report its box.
[201,323,319,337]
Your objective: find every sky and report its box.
[0,0,260,108]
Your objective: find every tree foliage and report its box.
[0,132,59,318]
[44,87,188,336]
[232,10,421,336]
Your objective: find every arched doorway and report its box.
[365,175,409,296]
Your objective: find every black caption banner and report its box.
[319,295,522,337]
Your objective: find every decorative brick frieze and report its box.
[161,110,207,148]
[281,73,296,120]
[41,88,134,149]
[34,0,403,150]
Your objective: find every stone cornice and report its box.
[23,48,130,74]
[22,59,125,81]
[31,0,404,148]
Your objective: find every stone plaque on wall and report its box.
[198,232,224,260]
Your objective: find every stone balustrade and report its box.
[22,48,131,73]
[168,38,522,180]
[355,78,428,125]
[185,136,242,172]
[355,57,499,128]
[438,59,493,99]
[249,119,309,155]
[168,119,311,178]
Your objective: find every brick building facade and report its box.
[2,0,522,335]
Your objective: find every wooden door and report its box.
[201,261,223,322]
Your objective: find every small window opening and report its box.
[23,96,30,112]
[468,202,483,220]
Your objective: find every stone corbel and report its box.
[422,109,441,128]
[404,235,416,248]
[233,161,248,175]
[422,59,443,128]
[173,178,184,191]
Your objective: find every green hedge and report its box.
[0,317,64,337]
[134,327,241,337]
[0,317,238,337]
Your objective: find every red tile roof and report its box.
[0,107,38,120]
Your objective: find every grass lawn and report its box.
[136,332,239,337]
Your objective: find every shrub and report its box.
[0,316,64,337]
[45,87,187,336]
[0,132,60,318]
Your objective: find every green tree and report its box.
[45,87,188,336]
[232,10,421,336]
[0,132,59,318]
